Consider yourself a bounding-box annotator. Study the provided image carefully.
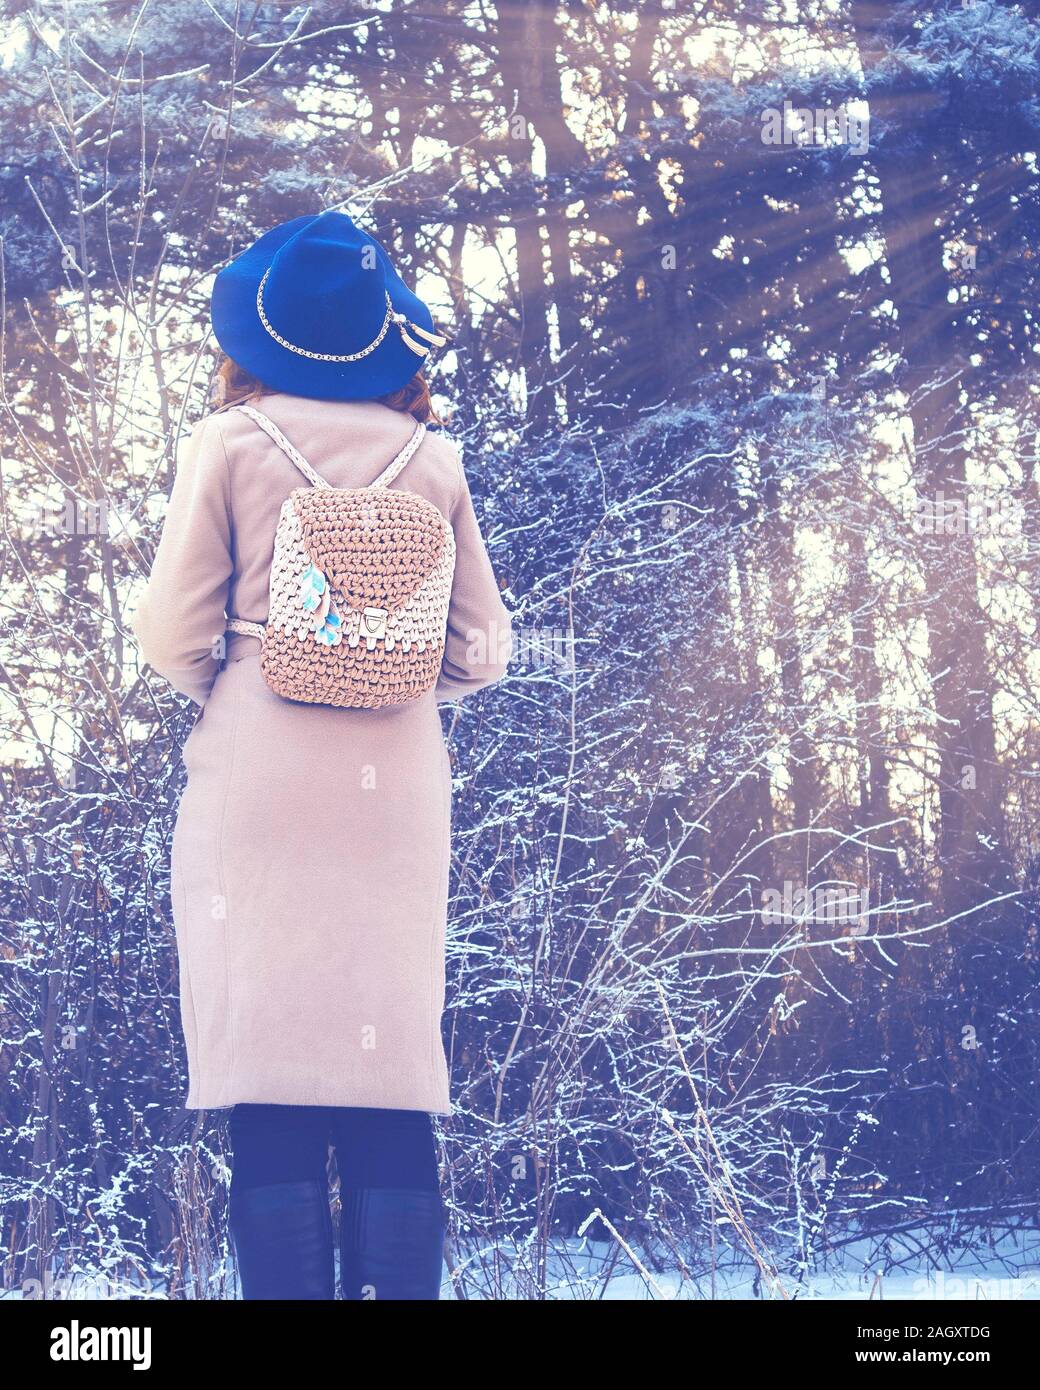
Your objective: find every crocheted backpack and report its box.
[225,403,456,708]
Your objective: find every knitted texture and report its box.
[261,485,455,708]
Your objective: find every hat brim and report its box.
[210,214,438,401]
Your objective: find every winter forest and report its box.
[1,0,1039,1301]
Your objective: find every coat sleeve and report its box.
[434,449,513,703]
[129,413,234,707]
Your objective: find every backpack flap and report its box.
[292,486,448,625]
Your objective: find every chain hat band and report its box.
[256,268,447,363]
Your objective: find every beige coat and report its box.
[130,393,512,1113]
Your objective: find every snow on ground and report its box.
[5,1226,1039,1300]
[537,1231,1040,1301]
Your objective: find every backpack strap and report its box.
[370,421,426,488]
[227,617,266,640]
[232,403,332,489]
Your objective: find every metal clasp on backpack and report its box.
[362,606,388,640]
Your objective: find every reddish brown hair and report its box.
[210,353,443,424]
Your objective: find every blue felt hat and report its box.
[210,210,446,400]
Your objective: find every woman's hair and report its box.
[209,353,443,424]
